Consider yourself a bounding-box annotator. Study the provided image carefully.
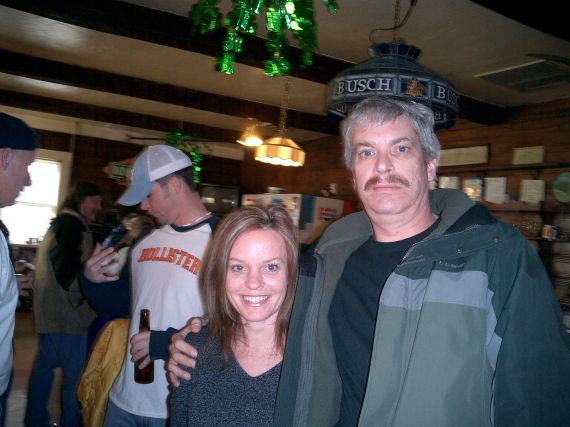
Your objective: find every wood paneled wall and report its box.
[35,97,570,210]
[239,138,353,199]
[35,131,241,209]
[436,98,570,203]
[239,98,570,203]
[36,130,142,203]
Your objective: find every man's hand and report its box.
[83,243,120,282]
[15,272,33,296]
[167,317,204,387]
[130,330,151,369]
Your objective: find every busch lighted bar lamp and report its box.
[327,41,459,130]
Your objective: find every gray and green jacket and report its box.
[274,189,570,427]
[34,208,95,334]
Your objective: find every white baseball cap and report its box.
[117,144,193,206]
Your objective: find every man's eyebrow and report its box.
[389,136,414,145]
[352,141,374,148]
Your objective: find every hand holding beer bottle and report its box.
[134,309,154,384]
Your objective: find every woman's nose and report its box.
[246,269,263,289]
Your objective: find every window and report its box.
[0,149,71,244]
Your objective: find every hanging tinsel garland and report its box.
[163,130,212,185]
[189,0,338,76]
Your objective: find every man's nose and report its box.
[374,152,393,174]
[140,198,149,211]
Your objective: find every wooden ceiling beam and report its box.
[0,88,245,142]
[0,0,340,82]
[1,0,508,125]
[0,49,338,135]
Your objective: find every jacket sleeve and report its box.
[169,331,201,427]
[169,376,190,427]
[274,253,319,427]
[50,214,85,290]
[493,239,570,426]
[79,265,130,318]
[149,327,178,360]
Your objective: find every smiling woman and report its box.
[169,205,298,427]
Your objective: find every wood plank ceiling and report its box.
[0,0,569,146]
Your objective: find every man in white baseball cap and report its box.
[117,144,195,207]
[82,144,218,426]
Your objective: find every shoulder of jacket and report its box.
[322,211,370,242]
[53,211,87,230]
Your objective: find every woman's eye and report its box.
[266,263,279,273]
[230,264,244,273]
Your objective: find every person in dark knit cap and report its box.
[0,113,38,207]
[0,113,38,425]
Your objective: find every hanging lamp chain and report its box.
[368,0,417,44]
[392,0,401,42]
[277,77,292,137]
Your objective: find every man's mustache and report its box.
[364,175,410,191]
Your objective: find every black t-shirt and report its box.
[329,218,440,426]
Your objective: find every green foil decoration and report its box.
[189,0,338,76]
[163,130,211,185]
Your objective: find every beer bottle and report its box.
[134,308,154,384]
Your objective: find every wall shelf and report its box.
[479,200,541,212]
[439,162,570,175]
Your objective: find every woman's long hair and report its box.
[199,205,298,357]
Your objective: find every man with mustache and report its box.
[0,113,37,425]
[272,97,570,426]
[167,97,570,426]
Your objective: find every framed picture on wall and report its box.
[438,176,460,189]
[512,146,545,165]
[519,180,545,203]
[483,177,507,204]
[462,178,484,201]
[439,145,489,167]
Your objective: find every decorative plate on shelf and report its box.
[553,172,570,203]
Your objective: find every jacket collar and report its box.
[59,208,90,230]
[317,189,475,252]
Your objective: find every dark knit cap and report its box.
[0,113,39,150]
[60,181,101,212]
[74,181,102,198]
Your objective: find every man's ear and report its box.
[167,174,182,194]
[426,159,437,182]
[0,148,13,171]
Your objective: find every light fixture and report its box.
[326,0,459,130]
[237,118,263,147]
[255,136,305,167]
[255,77,306,167]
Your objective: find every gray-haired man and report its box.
[0,113,38,423]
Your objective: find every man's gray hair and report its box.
[340,97,441,169]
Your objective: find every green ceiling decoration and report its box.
[163,130,212,185]
[189,0,338,76]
